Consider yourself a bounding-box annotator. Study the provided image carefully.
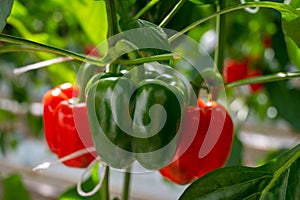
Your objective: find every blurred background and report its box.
[0,0,300,199]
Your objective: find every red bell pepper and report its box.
[159,99,234,185]
[42,83,95,168]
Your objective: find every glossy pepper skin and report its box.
[159,98,234,185]
[42,83,95,168]
[86,72,186,170]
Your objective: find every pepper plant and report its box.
[1,0,300,200]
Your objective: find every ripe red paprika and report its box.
[42,83,95,168]
[159,98,234,185]
[223,58,264,93]
[223,58,248,83]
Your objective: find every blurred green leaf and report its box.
[225,134,243,167]
[285,36,300,69]
[180,143,300,200]
[117,0,137,21]
[0,0,14,32]
[265,80,300,132]
[119,19,171,56]
[2,173,31,200]
[70,0,108,52]
[282,14,300,48]
[189,0,215,5]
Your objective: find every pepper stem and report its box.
[105,0,119,74]
[101,166,110,200]
[214,0,227,73]
[122,168,131,200]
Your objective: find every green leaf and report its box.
[117,0,137,20]
[278,2,300,48]
[119,19,171,57]
[2,173,31,200]
[0,0,14,32]
[285,34,300,69]
[70,0,107,51]
[180,143,300,200]
[282,13,300,48]
[188,0,215,5]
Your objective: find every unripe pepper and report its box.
[42,83,95,168]
[86,69,187,170]
[159,98,234,185]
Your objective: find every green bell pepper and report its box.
[86,67,187,170]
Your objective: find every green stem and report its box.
[118,53,174,66]
[0,46,46,54]
[225,71,300,88]
[159,0,187,27]
[214,0,226,73]
[0,35,174,70]
[105,0,119,73]
[133,0,160,20]
[169,1,297,42]
[106,0,119,45]
[101,167,110,200]
[122,170,131,200]
[0,34,108,66]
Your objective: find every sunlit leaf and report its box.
[70,0,108,53]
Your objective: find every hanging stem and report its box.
[105,0,120,73]
[214,0,226,73]
[0,34,108,66]
[159,0,187,27]
[106,0,119,42]
[133,0,160,20]
[118,53,174,66]
[122,169,131,200]
[100,166,110,200]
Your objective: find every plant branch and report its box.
[133,0,160,20]
[225,71,300,88]
[214,0,226,73]
[105,0,119,73]
[106,0,119,44]
[122,169,131,200]
[159,0,187,27]
[169,1,298,42]
[118,53,175,66]
[0,34,108,66]
[101,167,110,200]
